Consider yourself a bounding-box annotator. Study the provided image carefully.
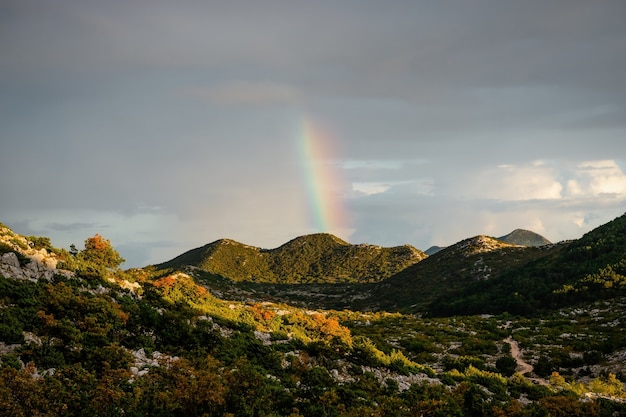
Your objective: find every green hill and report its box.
[157,233,426,284]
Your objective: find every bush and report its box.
[26,236,53,251]
[495,356,517,377]
[0,354,22,370]
[443,355,485,372]
[79,234,125,269]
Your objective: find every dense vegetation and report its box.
[1,218,626,416]
[157,233,426,284]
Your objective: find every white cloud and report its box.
[352,182,391,196]
[566,160,626,197]
[468,162,563,201]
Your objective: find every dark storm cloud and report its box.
[1,1,625,266]
[46,222,102,232]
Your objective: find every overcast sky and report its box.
[1,1,625,267]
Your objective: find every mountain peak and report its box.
[498,229,551,247]
[276,233,349,250]
[424,245,445,256]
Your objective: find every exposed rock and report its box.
[361,366,440,392]
[1,252,20,268]
[130,348,179,378]
[254,330,273,346]
[0,250,70,282]
[0,225,74,281]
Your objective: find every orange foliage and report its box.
[85,234,109,251]
[81,233,125,269]
[37,310,57,327]
[312,313,348,338]
[153,275,177,289]
[115,307,130,324]
[250,303,276,322]
[153,274,210,300]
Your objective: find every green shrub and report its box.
[26,236,53,251]
[495,356,517,377]
[0,354,22,370]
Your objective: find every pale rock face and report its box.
[0,225,68,281]
[1,252,20,268]
[25,258,55,280]
[0,250,71,282]
[0,252,30,280]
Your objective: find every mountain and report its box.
[424,245,445,256]
[422,228,549,257]
[156,218,624,314]
[361,235,565,312]
[157,233,427,284]
[428,213,626,316]
[498,228,551,246]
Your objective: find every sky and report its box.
[1,1,625,268]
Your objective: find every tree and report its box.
[80,234,125,269]
[495,356,517,377]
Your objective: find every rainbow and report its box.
[298,118,350,236]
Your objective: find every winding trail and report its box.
[504,336,533,375]
[504,336,549,386]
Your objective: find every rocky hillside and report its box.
[157,233,426,284]
[0,223,72,281]
[362,235,565,312]
[429,212,626,316]
[422,228,550,256]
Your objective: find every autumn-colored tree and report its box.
[80,234,125,269]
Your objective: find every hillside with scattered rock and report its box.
[1,218,626,415]
[0,223,73,281]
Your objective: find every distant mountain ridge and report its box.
[424,246,445,256]
[423,228,550,256]
[157,233,427,284]
[498,228,551,246]
[2,214,625,316]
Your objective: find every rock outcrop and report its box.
[0,224,73,281]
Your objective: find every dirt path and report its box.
[504,336,533,375]
[504,336,550,386]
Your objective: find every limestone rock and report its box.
[1,252,20,268]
